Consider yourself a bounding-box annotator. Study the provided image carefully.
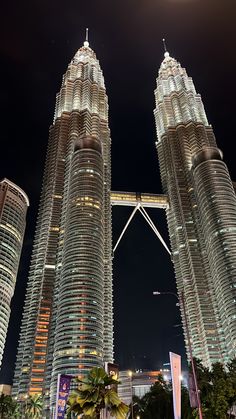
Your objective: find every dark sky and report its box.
[1,0,236,383]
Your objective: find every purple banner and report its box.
[55,374,72,418]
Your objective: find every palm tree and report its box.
[0,394,17,418]
[67,367,129,418]
[24,394,43,418]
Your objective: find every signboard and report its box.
[105,362,119,391]
[169,352,181,419]
[55,374,73,419]
[103,363,119,419]
[105,362,119,379]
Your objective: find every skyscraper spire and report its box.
[162,38,167,52]
[84,27,89,47]
[162,38,169,58]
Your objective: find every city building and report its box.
[132,370,162,399]
[13,37,236,415]
[117,371,132,406]
[118,368,188,404]
[13,35,113,411]
[0,179,29,369]
[118,370,162,403]
[232,182,236,194]
[154,50,236,367]
[0,384,12,396]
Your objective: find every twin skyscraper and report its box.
[12,35,236,413]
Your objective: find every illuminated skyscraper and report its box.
[13,35,113,406]
[13,36,236,413]
[0,179,29,368]
[155,50,236,366]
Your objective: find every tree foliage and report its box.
[193,359,236,418]
[0,393,43,419]
[24,394,43,418]
[67,367,129,418]
[132,374,194,418]
[141,380,173,418]
[0,394,17,419]
[130,360,236,419]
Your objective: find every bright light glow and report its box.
[45,264,56,270]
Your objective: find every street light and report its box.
[153,290,203,419]
[128,371,134,419]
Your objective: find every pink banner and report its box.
[169,352,181,419]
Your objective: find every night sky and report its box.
[1,0,236,384]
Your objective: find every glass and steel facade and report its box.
[110,191,168,208]
[155,51,236,366]
[13,39,113,408]
[0,179,29,368]
[13,41,236,411]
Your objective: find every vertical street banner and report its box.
[169,352,181,419]
[54,374,73,418]
[188,372,198,408]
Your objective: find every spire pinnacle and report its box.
[162,38,170,58]
[84,28,89,47]
[162,38,167,52]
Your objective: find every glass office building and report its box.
[13,38,113,409]
[155,51,236,367]
[0,179,28,368]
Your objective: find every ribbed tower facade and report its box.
[155,51,236,367]
[13,38,113,406]
[0,179,29,367]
